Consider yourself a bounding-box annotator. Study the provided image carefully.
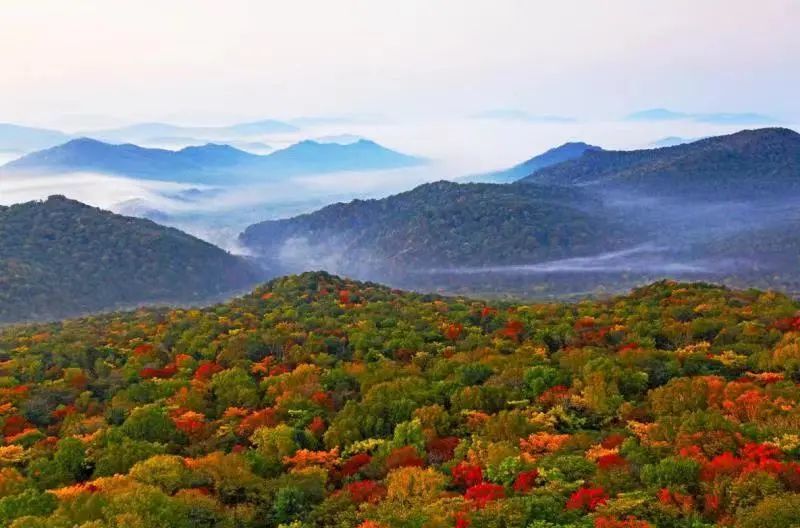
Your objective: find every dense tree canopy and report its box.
[0,271,798,527]
[240,181,630,273]
[0,196,261,323]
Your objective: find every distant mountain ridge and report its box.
[82,119,299,143]
[140,137,273,153]
[0,119,300,154]
[239,127,800,297]
[626,108,779,124]
[261,139,424,174]
[0,123,71,152]
[1,137,425,183]
[0,138,257,182]
[519,128,800,199]
[0,196,262,323]
[648,136,698,148]
[469,141,602,183]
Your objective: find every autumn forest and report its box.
[3,2,800,527]
[0,272,798,527]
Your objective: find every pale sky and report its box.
[1,0,799,127]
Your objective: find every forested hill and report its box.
[0,271,799,526]
[240,181,631,276]
[0,196,261,323]
[519,127,800,199]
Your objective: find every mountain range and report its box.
[0,118,300,155]
[239,127,800,297]
[519,128,800,199]
[0,123,71,153]
[2,127,799,319]
[79,119,299,144]
[625,108,779,124]
[0,137,425,183]
[141,137,274,153]
[0,196,262,323]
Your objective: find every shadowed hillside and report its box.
[519,128,800,199]
[0,196,262,322]
[240,181,632,279]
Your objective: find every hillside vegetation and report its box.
[0,196,260,323]
[0,272,799,527]
[241,181,630,277]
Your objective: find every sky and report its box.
[1,0,799,128]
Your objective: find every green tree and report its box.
[210,367,260,410]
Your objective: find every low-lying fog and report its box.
[1,118,796,254]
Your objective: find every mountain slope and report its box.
[0,196,261,323]
[695,211,800,293]
[469,141,602,183]
[256,139,425,174]
[0,138,258,181]
[0,123,71,152]
[519,128,800,198]
[1,138,425,183]
[240,181,630,279]
[83,119,299,143]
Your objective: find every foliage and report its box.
[0,271,797,527]
[0,196,260,323]
[241,181,631,271]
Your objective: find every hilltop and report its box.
[0,196,261,322]
[469,142,602,183]
[519,128,800,199]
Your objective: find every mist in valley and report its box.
[2,116,799,299]
[254,185,800,299]
[3,118,791,240]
